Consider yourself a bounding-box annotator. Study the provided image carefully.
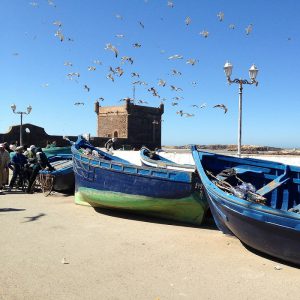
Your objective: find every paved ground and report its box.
[1,192,300,300]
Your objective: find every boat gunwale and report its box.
[72,148,194,184]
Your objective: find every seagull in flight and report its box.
[138,21,145,29]
[148,87,160,97]
[138,100,148,104]
[121,56,134,64]
[171,69,182,76]
[96,97,105,102]
[133,80,147,86]
[54,30,64,42]
[167,1,174,8]
[217,11,224,21]
[131,72,140,77]
[213,104,228,114]
[172,96,184,101]
[168,54,183,60]
[133,43,141,48]
[184,113,195,117]
[67,72,80,80]
[229,24,235,30]
[115,66,124,77]
[170,85,183,92]
[186,59,198,66]
[74,102,84,106]
[93,60,102,65]
[84,85,90,92]
[185,16,191,26]
[105,43,118,58]
[115,34,125,38]
[88,66,96,71]
[107,73,115,82]
[245,24,253,35]
[158,79,166,87]
[199,30,209,38]
[64,61,73,67]
[53,20,62,27]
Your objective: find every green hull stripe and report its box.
[75,187,208,225]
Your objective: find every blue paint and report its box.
[192,146,300,266]
[40,154,74,193]
[73,137,200,200]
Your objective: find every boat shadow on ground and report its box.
[2,190,27,195]
[241,242,300,269]
[93,207,218,230]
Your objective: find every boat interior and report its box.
[142,147,173,163]
[201,153,300,212]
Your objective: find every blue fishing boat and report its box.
[72,137,208,225]
[192,146,300,265]
[140,147,195,172]
[39,154,74,195]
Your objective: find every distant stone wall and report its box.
[0,123,133,149]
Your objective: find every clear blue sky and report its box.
[1,0,300,147]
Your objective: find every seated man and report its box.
[26,147,55,193]
[105,137,117,151]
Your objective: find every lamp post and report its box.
[11,104,32,146]
[223,62,259,157]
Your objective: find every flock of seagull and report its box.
[22,0,258,117]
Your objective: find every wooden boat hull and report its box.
[192,147,300,265]
[52,171,75,193]
[205,186,300,265]
[40,154,74,194]
[75,187,206,225]
[72,140,207,225]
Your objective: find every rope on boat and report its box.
[206,170,267,205]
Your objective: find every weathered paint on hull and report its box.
[75,187,207,225]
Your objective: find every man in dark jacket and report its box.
[8,146,28,191]
[105,137,117,151]
[26,147,54,193]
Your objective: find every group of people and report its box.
[0,142,54,194]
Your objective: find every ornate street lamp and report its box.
[11,104,32,146]
[223,62,259,157]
